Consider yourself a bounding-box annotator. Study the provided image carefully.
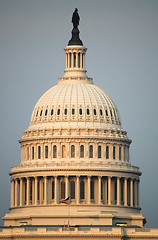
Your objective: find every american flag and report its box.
[59,197,70,205]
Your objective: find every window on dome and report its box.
[78,53,80,68]
[64,108,67,115]
[106,146,109,159]
[79,108,82,115]
[52,181,54,199]
[53,145,57,158]
[113,146,115,160]
[119,146,122,160]
[38,146,41,159]
[100,109,103,116]
[105,109,108,116]
[71,145,75,158]
[36,111,38,117]
[60,180,65,199]
[45,109,48,116]
[27,147,29,160]
[80,180,85,199]
[72,108,75,115]
[113,110,116,118]
[69,53,71,68]
[89,145,93,158]
[80,145,84,158]
[45,146,48,158]
[51,109,54,115]
[32,146,34,160]
[62,145,66,158]
[70,181,75,199]
[90,180,94,200]
[110,110,113,117]
[73,53,76,67]
[57,109,60,115]
[98,145,101,158]
[40,110,43,116]
[94,109,97,116]
[87,108,90,115]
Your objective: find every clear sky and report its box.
[0,0,158,228]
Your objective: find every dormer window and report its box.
[57,109,60,115]
[64,108,67,115]
[79,108,82,115]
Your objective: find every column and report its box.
[20,178,23,206]
[124,178,127,206]
[134,179,138,207]
[137,180,140,207]
[65,176,69,199]
[15,179,18,207]
[130,179,133,207]
[117,177,120,205]
[87,176,90,204]
[108,176,111,205]
[10,179,15,208]
[98,176,101,204]
[104,178,107,204]
[44,176,47,205]
[26,177,30,205]
[76,175,80,204]
[54,176,58,204]
[35,177,38,205]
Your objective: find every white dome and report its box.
[29,79,121,131]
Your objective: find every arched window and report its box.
[57,109,60,115]
[53,145,57,158]
[80,145,84,158]
[89,145,93,158]
[40,110,43,116]
[36,110,38,117]
[106,146,109,159]
[73,52,76,67]
[72,108,75,115]
[62,145,66,158]
[100,109,103,116]
[105,109,108,116]
[71,145,75,158]
[113,146,115,160]
[64,108,67,115]
[51,109,54,115]
[45,109,48,116]
[80,180,85,199]
[110,110,113,117]
[70,181,75,199]
[38,146,41,159]
[87,108,90,115]
[45,146,48,158]
[32,146,34,160]
[27,147,29,160]
[98,145,101,158]
[94,109,97,115]
[90,180,94,200]
[61,180,65,199]
[119,146,122,160]
[52,181,54,199]
[79,108,82,115]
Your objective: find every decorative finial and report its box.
[68,9,83,46]
[72,8,80,28]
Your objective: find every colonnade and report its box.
[65,48,86,70]
[10,175,139,209]
[21,142,130,163]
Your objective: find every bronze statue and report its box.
[72,8,80,28]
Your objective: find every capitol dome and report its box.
[29,79,121,130]
[3,9,145,228]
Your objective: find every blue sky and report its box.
[0,0,158,227]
